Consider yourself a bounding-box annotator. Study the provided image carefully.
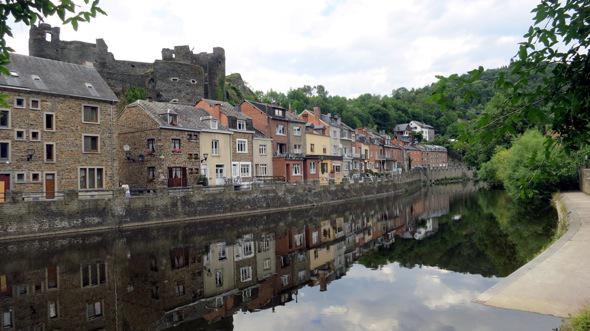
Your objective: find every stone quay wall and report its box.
[0,167,472,240]
[580,168,590,195]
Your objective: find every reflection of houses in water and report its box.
[0,184,476,330]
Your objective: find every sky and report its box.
[8,0,540,97]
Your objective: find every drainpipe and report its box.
[110,104,116,189]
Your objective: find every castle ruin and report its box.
[29,23,226,105]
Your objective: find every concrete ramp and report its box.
[476,192,590,318]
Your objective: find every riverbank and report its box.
[0,167,473,241]
[476,192,590,318]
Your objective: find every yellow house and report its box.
[305,129,331,184]
[196,111,233,186]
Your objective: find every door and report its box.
[286,164,291,182]
[232,162,240,180]
[0,174,9,203]
[45,173,55,199]
[168,167,184,188]
[215,165,225,185]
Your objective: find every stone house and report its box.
[117,100,232,188]
[239,101,304,183]
[233,234,257,290]
[197,98,255,183]
[0,54,118,201]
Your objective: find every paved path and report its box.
[476,192,590,317]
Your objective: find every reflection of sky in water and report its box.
[234,263,560,331]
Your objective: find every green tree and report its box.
[0,0,106,77]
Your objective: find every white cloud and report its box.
[7,0,539,97]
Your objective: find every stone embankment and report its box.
[476,191,590,318]
[0,167,472,241]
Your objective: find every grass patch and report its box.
[560,307,590,331]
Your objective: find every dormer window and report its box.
[237,120,246,131]
[9,71,19,77]
[168,114,177,126]
[274,109,284,117]
[170,99,179,104]
[170,77,179,82]
[190,79,197,85]
[85,83,99,97]
[210,119,218,130]
[32,75,41,81]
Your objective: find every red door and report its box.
[168,167,186,187]
[45,173,55,199]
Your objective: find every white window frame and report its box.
[256,164,268,176]
[211,139,220,156]
[81,262,107,288]
[30,98,41,110]
[44,142,55,163]
[78,167,105,190]
[14,97,25,109]
[82,104,100,124]
[293,126,301,136]
[30,172,41,183]
[310,161,317,174]
[263,258,271,270]
[215,270,223,287]
[48,300,58,319]
[86,301,103,320]
[15,172,26,184]
[43,112,55,131]
[0,109,10,129]
[240,162,251,177]
[14,129,26,141]
[2,309,14,329]
[276,124,286,136]
[281,274,289,286]
[237,119,246,131]
[292,163,301,176]
[240,266,252,283]
[210,119,219,130]
[30,130,41,141]
[82,134,100,153]
[293,144,302,154]
[258,144,267,155]
[236,139,248,154]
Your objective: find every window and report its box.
[171,139,181,153]
[263,258,271,270]
[294,233,304,247]
[312,231,319,244]
[44,113,54,131]
[211,139,219,155]
[30,99,40,110]
[323,147,327,154]
[170,77,179,82]
[81,262,107,287]
[86,301,103,319]
[217,243,226,260]
[167,113,177,126]
[255,164,267,176]
[210,119,218,130]
[333,165,341,173]
[30,130,40,141]
[258,144,267,155]
[243,240,254,256]
[2,310,13,328]
[31,172,41,183]
[274,109,284,117]
[292,163,301,176]
[48,301,58,318]
[147,138,156,153]
[0,110,9,128]
[83,135,100,153]
[321,162,328,174]
[293,144,302,153]
[215,270,223,287]
[310,144,315,153]
[14,97,25,109]
[0,142,9,162]
[242,288,252,301]
[79,167,104,190]
[147,167,156,180]
[293,126,301,136]
[276,124,286,135]
[15,129,25,140]
[47,266,58,289]
[15,172,25,183]
[240,266,252,282]
[175,281,185,296]
[44,143,55,162]
[310,161,317,174]
[82,105,99,123]
[240,163,251,177]
[237,120,246,131]
[298,270,307,282]
[236,139,248,153]
[281,274,289,286]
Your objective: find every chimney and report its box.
[214,103,222,113]
[313,106,321,118]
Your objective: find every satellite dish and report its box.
[123,144,130,152]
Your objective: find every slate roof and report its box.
[415,144,447,152]
[285,110,306,123]
[131,100,231,133]
[320,113,341,127]
[410,120,434,129]
[244,100,289,121]
[0,53,118,102]
[200,98,250,120]
[394,123,411,132]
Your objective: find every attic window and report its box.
[190,79,197,85]
[32,75,41,81]
[170,77,179,82]
[9,72,19,77]
[210,119,218,130]
[168,113,178,126]
[85,83,99,97]
[170,99,179,104]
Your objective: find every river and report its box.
[0,183,561,330]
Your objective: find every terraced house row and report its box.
[0,53,447,200]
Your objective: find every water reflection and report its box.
[0,184,560,331]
